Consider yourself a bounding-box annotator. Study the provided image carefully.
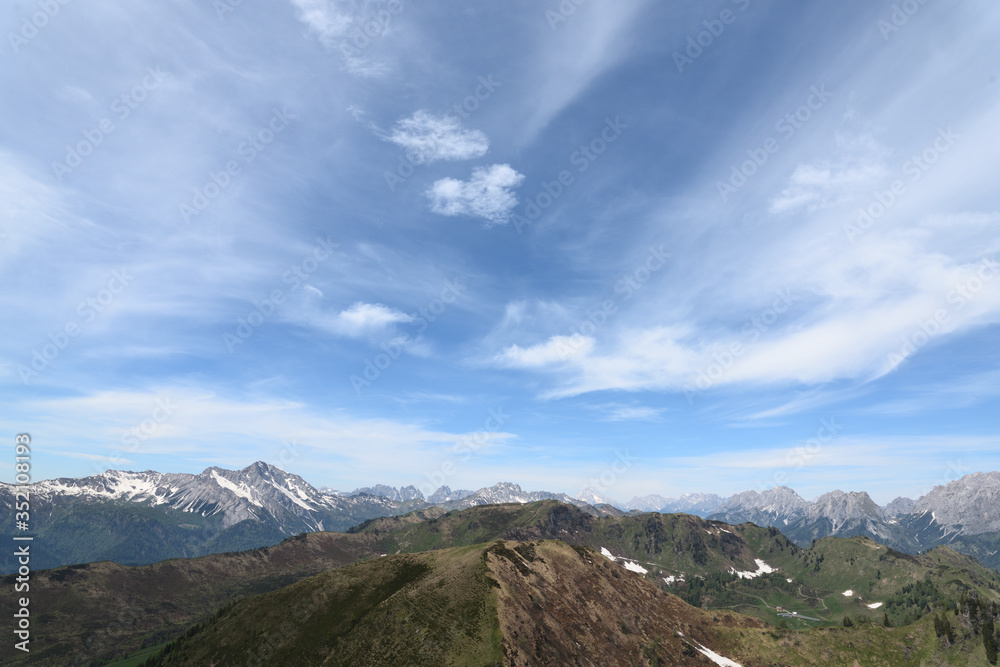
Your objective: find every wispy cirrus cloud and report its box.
[594,403,666,422]
[288,0,403,75]
[379,111,489,165]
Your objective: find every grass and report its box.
[144,543,504,666]
[101,642,171,667]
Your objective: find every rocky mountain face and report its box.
[710,486,812,528]
[884,496,917,517]
[807,490,887,529]
[908,471,1000,536]
[348,483,425,502]
[782,490,915,549]
[437,481,581,510]
[706,475,1000,569]
[11,461,400,533]
[623,493,728,518]
[573,486,620,507]
[624,492,728,517]
[430,482,625,516]
[667,492,729,516]
[0,466,617,573]
[625,493,670,512]
[426,485,475,503]
[330,483,476,504]
[709,487,910,549]
[0,462,425,572]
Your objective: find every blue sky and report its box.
[2,0,999,504]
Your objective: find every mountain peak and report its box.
[913,471,1000,535]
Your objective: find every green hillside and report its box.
[138,539,1000,667]
[140,540,762,667]
[6,501,1000,666]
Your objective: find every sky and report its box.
[1,0,998,505]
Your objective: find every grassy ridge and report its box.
[143,545,504,666]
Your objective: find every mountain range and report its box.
[4,463,1000,573]
[706,474,1000,570]
[0,463,613,572]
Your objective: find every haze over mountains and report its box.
[4,462,1000,575]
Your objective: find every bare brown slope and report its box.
[0,531,377,666]
[487,540,762,666]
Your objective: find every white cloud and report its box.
[289,0,353,44]
[319,301,414,337]
[380,111,489,165]
[53,451,133,464]
[597,404,666,422]
[494,335,594,368]
[521,2,651,141]
[490,79,1000,401]
[288,0,399,75]
[769,133,890,214]
[428,164,525,224]
[7,388,521,488]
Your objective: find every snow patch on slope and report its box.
[693,640,743,667]
[268,479,314,510]
[622,560,647,575]
[211,470,263,507]
[730,559,776,580]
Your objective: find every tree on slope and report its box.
[985,617,998,665]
